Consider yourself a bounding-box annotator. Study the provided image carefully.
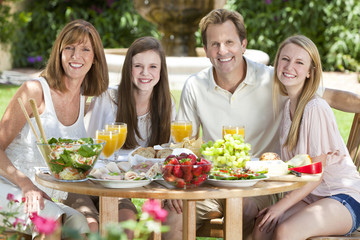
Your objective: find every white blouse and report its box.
[281,96,360,203]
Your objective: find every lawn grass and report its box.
[0,84,354,240]
[171,89,182,111]
[0,84,19,117]
[332,108,353,145]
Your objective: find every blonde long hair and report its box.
[273,35,323,151]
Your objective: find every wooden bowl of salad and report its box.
[37,137,105,181]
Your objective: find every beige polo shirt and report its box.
[177,57,286,157]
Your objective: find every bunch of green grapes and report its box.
[200,134,251,168]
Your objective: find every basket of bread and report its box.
[128,137,204,164]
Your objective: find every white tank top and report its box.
[5,77,87,199]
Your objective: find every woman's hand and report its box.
[21,183,51,214]
[256,204,286,233]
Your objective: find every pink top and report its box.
[281,96,360,203]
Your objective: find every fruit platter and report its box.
[161,152,212,189]
[200,134,269,187]
[201,134,251,168]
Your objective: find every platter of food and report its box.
[88,158,162,188]
[207,167,268,187]
[246,153,323,181]
[207,177,268,187]
[35,167,89,183]
[89,178,151,188]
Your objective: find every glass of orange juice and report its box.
[222,125,245,139]
[171,120,193,143]
[105,122,127,159]
[96,129,119,160]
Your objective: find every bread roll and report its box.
[131,147,156,158]
[156,149,173,158]
[260,152,281,161]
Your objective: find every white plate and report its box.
[35,167,88,182]
[207,177,268,187]
[89,178,151,188]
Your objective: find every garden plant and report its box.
[0,0,358,72]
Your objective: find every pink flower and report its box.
[141,199,168,223]
[13,218,25,228]
[6,193,14,201]
[30,212,58,235]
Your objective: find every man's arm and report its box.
[323,88,360,113]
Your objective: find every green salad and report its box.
[209,167,267,180]
[40,137,104,180]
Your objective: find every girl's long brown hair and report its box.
[116,37,172,149]
[273,35,323,151]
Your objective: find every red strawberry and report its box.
[198,158,211,173]
[165,157,179,166]
[163,170,176,182]
[173,165,183,178]
[180,159,193,175]
[187,154,197,165]
[163,164,173,173]
[183,172,193,183]
[175,178,185,188]
[192,165,203,177]
[165,154,176,162]
[191,173,207,186]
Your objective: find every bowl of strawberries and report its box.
[162,153,212,189]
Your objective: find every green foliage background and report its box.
[0,0,359,72]
[227,0,360,72]
[4,0,159,68]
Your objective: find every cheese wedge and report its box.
[286,154,312,168]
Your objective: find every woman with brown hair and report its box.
[0,19,108,239]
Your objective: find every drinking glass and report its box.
[222,125,245,139]
[95,129,119,160]
[105,122,127,159]
[171,120,193,143]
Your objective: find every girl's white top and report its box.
[85,87,176,150]
[5,77,87,200]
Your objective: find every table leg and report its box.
[182,200,197,240]
[224,198,242,240]
[99,196,119,236]
[152,230,161,240]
